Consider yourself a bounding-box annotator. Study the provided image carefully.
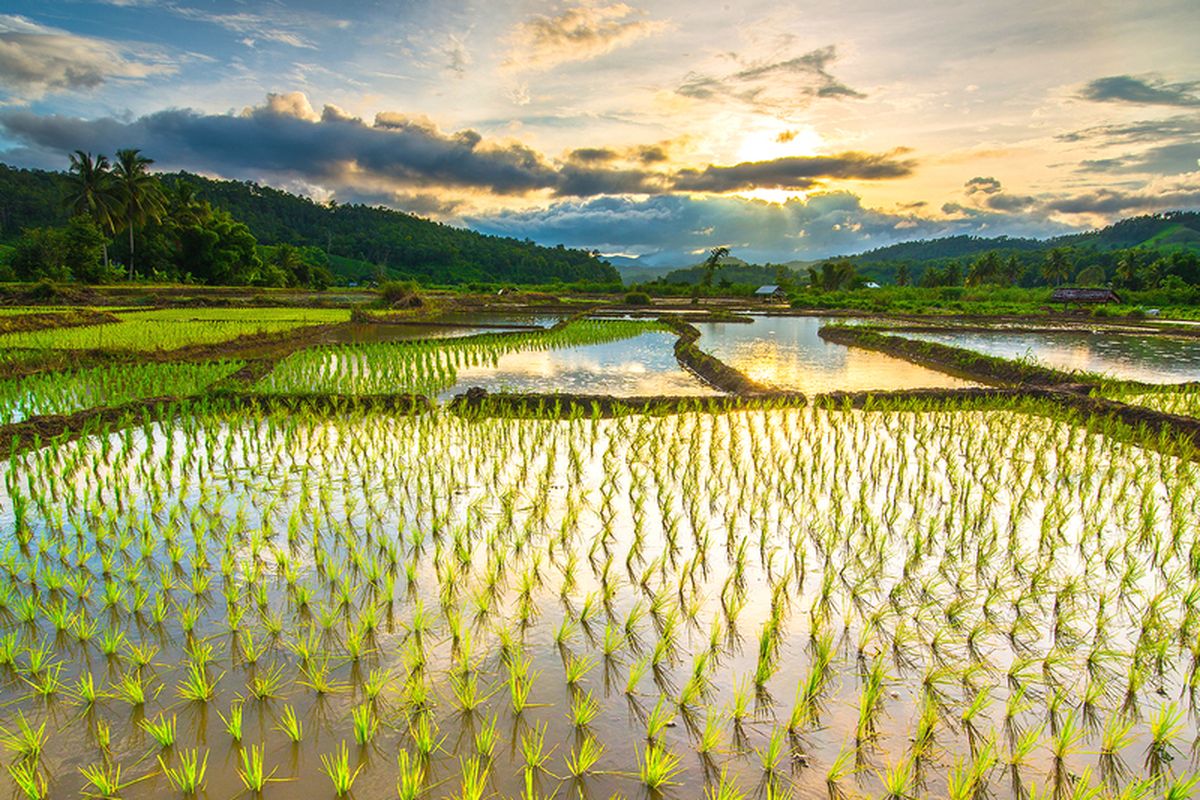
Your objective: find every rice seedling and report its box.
[5,760,47,800]
[351,703,378,745]
[140,714,176,748]
[158,749,208,795]
[320,741,363,797]
[639,742,683,790]
[219,702,244,743]
[396,750,426,800]
[276,704,304,743]
[566,734,605,777]
[237,744,276,792]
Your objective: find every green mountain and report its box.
[0,162,618,286]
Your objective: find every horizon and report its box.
[1,2,1198,265]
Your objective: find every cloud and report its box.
[171,7,327,49]
[0,94,912,202]
[955,176,1037,213]
[676,45,863,113]
[671,151,914,193]
[1077,142,1200,176]
[1056,115,1200,145]
[0,94,560,196]
[1044,173,1200,216]
[1056,115,1200,177]
[0,14,172,100]
[1077,74,1200,107]
[504,4,667,71]
[469,192,1074,265]
[964,176,1002,195]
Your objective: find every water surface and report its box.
[905,329,1200,383]
[696,315,975,392]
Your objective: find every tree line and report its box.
[0,156,619,287]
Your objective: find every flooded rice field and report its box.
[694,316,977,393]
[1,404,1197,799]
[903,330,1200,384]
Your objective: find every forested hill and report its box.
[0,163,618,285]
[847,212,1200,265]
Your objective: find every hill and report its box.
[0,162,618,286]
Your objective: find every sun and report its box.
[728,123,824,204]
[734,123,823,163]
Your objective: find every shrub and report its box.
[378,280,423,308]
[624,291,652,306]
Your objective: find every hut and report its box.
[754,284,787,301]
[1050,287,1122,306]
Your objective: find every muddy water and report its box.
[695,316,977,392]
[0,406,1194,799]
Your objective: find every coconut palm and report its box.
[112,148,165,280]
[65,151,119,270]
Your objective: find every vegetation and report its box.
[0,392,1197,798]
[0,160,618,287]
[0,307,348,352]
[257,318,663,396]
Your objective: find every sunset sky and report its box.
[2,1,1198,264]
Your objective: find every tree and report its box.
[1041,247,1072,286]
[701,246,729,289]
[65,151,118,269]
[896,263,910,287]
[1074,264,1106,286]
[11,227,69,281]
[62,216,108,283]
[966,251,1002,286]
[808,260,858,291]
[112,148,165,280]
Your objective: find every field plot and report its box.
[256,319,693,397]
[696,316,977,393]
[0,308,349,352]
[1102,386,1200,420]
[1,403,1197,799]
[0,361,242,424]
[903,330,1200,385]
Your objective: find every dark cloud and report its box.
[0,94,915,209]
[1056,115,1200,145]
[566,147,620,163]
[676,45,863,112]
[1077,74,1200,107]
[1045,179,1200,216]
[0,14,171,100]
[0,94,560,196]
[959,177,1037,213]
[671,151,914,192]
[1077,142,1200,176]
[470,192,1074,266]
[964,176,1002,195]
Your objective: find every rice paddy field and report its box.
[0,308,350,352]
[2,305,1200,800]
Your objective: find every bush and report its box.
[378,280,423,308]
[624,291,652,306]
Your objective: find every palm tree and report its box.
[1041,248,1072,287]
[701,246,729,289]
[112,148,165,280]
[65,150,119,270]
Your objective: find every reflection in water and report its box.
[696,316,975,392]
[905,331,1200,384]
[442,331,718,398]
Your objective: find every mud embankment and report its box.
[659,316,771,395]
